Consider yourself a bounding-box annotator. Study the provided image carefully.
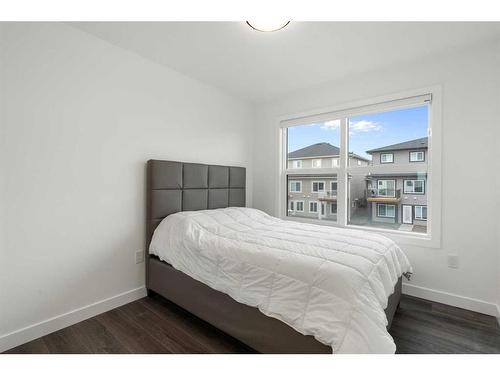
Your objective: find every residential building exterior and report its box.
[287,138,428,232]
[365,137,428,231]
[287,142,369,221]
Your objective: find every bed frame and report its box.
[146,159,402,354]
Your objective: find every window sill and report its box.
[281,215,440,249]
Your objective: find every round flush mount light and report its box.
[246,20,290,32]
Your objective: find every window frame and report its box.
[292,200,304,212]
[312,159,322,168]
[414,205,428,220]
[403,179,425,194]
[289,180,302,193]
[291,159,303,168]
[311,181,326,193]
[277,86,442,248]
[309,201,319,213]
[377,179,396,197]
[380,153,394,164]
[409,150,425,162]
[377,203,396,218]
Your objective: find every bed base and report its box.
[148,256,402,354]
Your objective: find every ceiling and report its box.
[72,22,500,103]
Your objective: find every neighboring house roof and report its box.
[288,142,369,161]
[366,137,428,154]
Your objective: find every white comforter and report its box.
[150,207,412,353]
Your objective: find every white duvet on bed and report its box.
[150,207,412,354]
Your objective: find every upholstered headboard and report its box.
[146,160,246,249]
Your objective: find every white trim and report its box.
[380,153,394,163]
[277,85,442,248]
[377,203,396,218]
[403,283,498,317]
[414,205,427,220]
[311,159,322,168]
[311,180,326,193]
[410,150,425,162]
[289,180,302,193]
[309,200,319,213]
[293,200,304,212]
[0,286,147,353]
[403,179,425,194]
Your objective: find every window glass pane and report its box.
[287,174,337,222]
[347,105,429,233]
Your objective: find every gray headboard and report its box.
[146,160,246,249]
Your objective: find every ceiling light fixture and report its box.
[246,20,290,32]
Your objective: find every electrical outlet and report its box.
[447,254,459,269]
[135,250,145,264]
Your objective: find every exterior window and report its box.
[404,179,425,194]
[312,159,322,168]
[312,181,325,193]
[309,201,318,213]
[289,201,294,211]
[377,180,396,197]
[410,151,425,162]
[415,206,427,220]
[331,181,338,192]
[380,153,394,163]
[377,204,396,218]
[283,94,434,237]
[289,181,302,192]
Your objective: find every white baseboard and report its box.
[0,286,147,353]
[403,283,498,316]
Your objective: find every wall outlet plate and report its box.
[135,250,145,264]
[447,254,459,269]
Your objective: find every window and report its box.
[288,201,294,212]
[291,160,303,168]
[377,180,396,197]
[293,201,304,212]
[380,153,394,163]
[311,181,325,193]
[404,179,425,194]
[331,181,338,193]
[377,204,396,218]
[309,201,318,213]
[312,159,322,168]
[415,205,427,220]
[282,92,436,238]
[289,181,302,192]
[410,151,425,162]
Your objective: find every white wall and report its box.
[0,23,254,346]
[253,40,500,314]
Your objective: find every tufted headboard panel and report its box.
[146,160,246,249]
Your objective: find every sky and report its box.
[287,105,428,160]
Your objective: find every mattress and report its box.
[150,207,412,353]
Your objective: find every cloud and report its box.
[320,120,340,131]
[349,120,382,135]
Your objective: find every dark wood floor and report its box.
[4,294,500,354]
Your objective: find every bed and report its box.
[146,160,410,354]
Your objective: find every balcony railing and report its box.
[318,190,337,202]
[366,189,401,203]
